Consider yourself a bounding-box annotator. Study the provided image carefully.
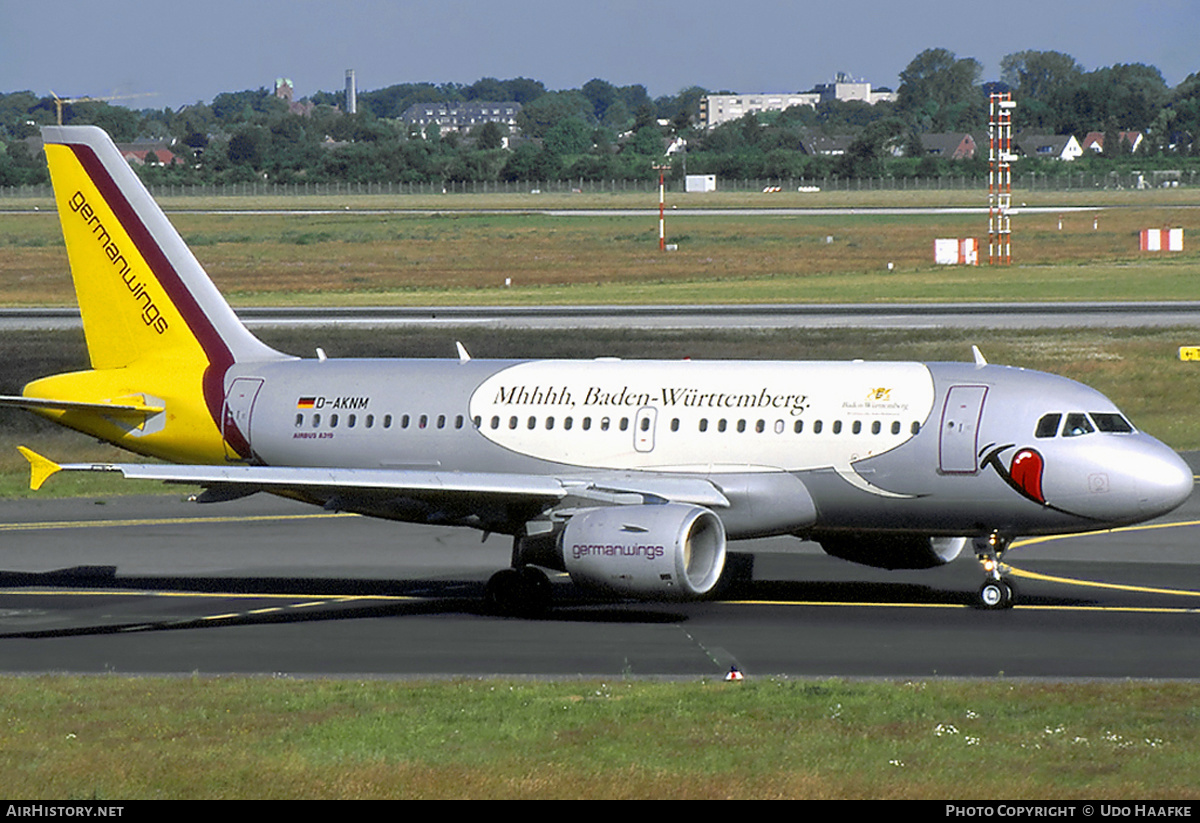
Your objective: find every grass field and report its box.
[3,677,1199,799]
[2,200,1199,306]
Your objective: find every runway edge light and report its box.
[1179,346,1200,362]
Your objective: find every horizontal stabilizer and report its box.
[0,394,165,420]
[17,447,62,491]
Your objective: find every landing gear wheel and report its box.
[978,579,1013,610]
[973,531,1016,610]
[485,566,552,616]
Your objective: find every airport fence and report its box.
[1,170,1194,200]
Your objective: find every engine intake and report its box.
[561,504,727,599]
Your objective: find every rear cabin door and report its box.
[222,377,264,461]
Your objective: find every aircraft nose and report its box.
[1136,446,1194,518]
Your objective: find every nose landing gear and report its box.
[974,532,1016,610]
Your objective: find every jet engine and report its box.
[560,503,727,599]
[819,534,969,570]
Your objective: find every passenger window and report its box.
[1090,413,1134,433]
[852,420,862,434]
[794,420,803,434]
[813,420,823,434]
[295,414,303,427]
[1036,413,1061,438]
[891,421,901,435]
[1062,413,1094,437]
[832,420,842,434]
[699,419,708,432]
[871,421,880,434]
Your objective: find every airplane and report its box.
[2,125,1193,613]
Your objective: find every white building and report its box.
[700,75,896,129]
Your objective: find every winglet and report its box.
[17,446,62,491]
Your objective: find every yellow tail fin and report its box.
[24,127,288,463]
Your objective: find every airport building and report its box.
[401,102,522,136]
[700,75,896,129]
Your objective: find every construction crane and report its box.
[50,91,158,125]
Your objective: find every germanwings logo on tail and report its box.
[67,189,169,334]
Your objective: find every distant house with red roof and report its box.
[117,141,184,166]
[1080,131,1144,155]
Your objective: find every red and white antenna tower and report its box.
[988,91,1015,265]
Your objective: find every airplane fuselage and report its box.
[224,356,1190,541]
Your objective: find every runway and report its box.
[1,462,1197,679]
[4,302,1200,332]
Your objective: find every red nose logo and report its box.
[1010,449,1045,503]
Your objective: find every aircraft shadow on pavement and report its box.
[0,561,1097,640]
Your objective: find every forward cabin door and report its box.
[939,385,988,473]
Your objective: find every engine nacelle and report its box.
[561,504,727,600]
[819,534,969,570]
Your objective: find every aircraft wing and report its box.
[17,448,730,510]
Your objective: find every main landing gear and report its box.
[974,532,1016,610]
[484,566,553,616]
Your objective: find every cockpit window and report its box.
[1090,412,1134,433]
[1062,413,1095,437]
[1035,413,1061,438]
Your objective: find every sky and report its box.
[1,0,1195,109]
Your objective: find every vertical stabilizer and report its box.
[41,125,283,373]
[31,126,288,463]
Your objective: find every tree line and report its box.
[2,48,1198,188]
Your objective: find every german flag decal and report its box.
[297,397,316,409]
